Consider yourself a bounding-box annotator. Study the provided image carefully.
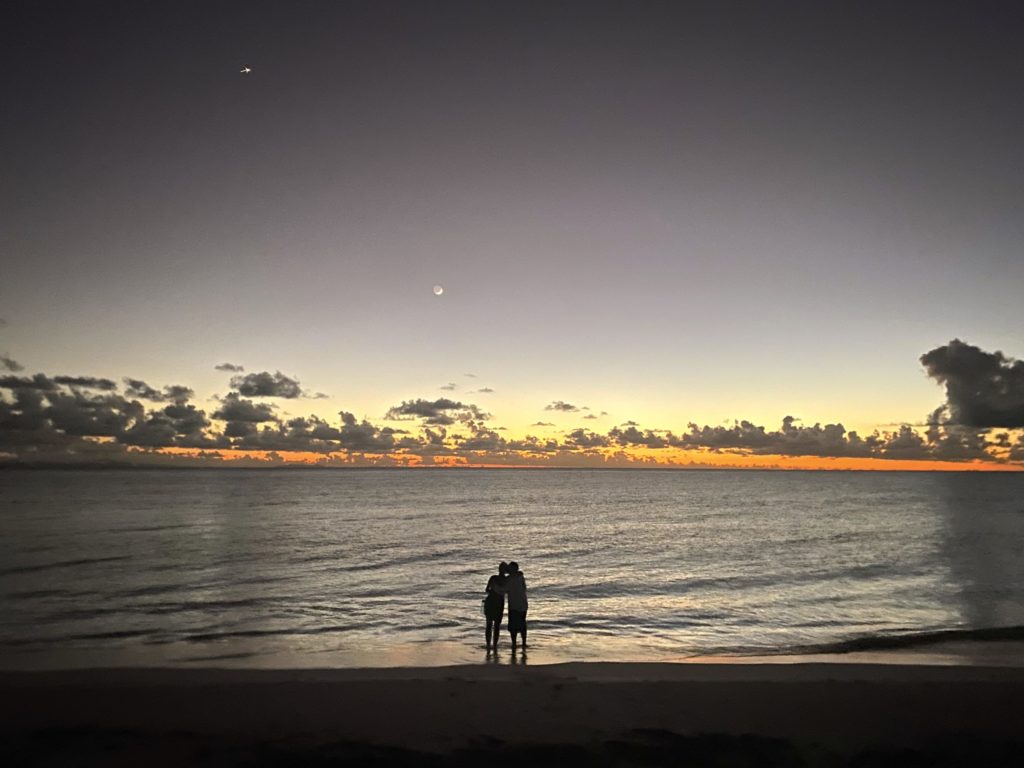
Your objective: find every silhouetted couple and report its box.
[484,561,528,651]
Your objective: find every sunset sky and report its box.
[2,1,1022,468]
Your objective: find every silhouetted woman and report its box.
[484,562,508,650]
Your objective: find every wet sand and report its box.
[3,660,1024,766]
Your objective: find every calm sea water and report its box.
[0,469,1022,668]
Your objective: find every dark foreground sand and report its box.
[3,662,1024,766]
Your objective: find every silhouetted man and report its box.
[500,561,528,650]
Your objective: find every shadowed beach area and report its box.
[4,659,1024,766]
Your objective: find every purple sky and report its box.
[2,1,1023,463]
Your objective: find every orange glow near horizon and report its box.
[148,446,1022,471]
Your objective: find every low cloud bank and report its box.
[0,340,1021,467]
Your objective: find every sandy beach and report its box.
[4,658,1024,766]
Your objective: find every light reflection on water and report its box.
[0,469,1022,668]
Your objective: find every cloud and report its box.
[440,383,457,391]
[582,414,598,420]
[52,376,117,391]
[477,387,495,394]
[0,374,57,391]
[1,355,23,372]
[123,379,195,404]
[608,425,669,448]
[229,370,305,399]
[224,412,400,455]
[531,421,555,427]
[1,374,118,392]
[385,398,490,426]
[545,400,579,412]
[215,362,245,372]
[212,393,277,423]
[464,373,477,378]
[920,339,1024,428]
[120,403,214,448]
[122,378,162,401]
[564,428,611,449]
[45,391,143,437]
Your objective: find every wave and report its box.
[782,625,1024,656]
[0,555,131,577]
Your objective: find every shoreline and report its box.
[4,660,1024,766]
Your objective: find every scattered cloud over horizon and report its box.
[545,400,580,413]
[1,340,1022,468]
[384,398,490,426]
[227,370,324,399]
[215,362,244,372]
[1,355,23,372]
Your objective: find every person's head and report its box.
[498,561,508,575]
[508,561,519,575]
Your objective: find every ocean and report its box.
[1,468,1022,668]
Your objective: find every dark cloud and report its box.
[229,371,303,399]
[52,376,117,391]
[582,414,598,420]
[545,400,579,412]
[440,383,457,391]
[123,378,195,404]
[215,362,245,372]
[212,393,277,423]
[336,412,399,453]
[531,421,555,427]
[608,425,669,449]
[1010,436,1024,463]
[0,374,57,391]
[228,412,400,455]
[224,421,257,439]
[163,385,194,404]
[123,378,162,400]
[921,339,1024,428]
[668,416,981,462]
[675,416,878,458]
[45,391,143,437]
[0,388,49,433]
[1,355,23,372]
[385,398,489,426]
[120,403,215,448]
[564,428,611,449]
[477,387,494,394]
[455,425,506,452]
[453,423,560,456]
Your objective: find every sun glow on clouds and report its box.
[2,340,1022,470]
[153,445,1018,471]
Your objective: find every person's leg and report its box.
[521,616,527,648]
[486,618,494,648]
[493,618,501,649]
